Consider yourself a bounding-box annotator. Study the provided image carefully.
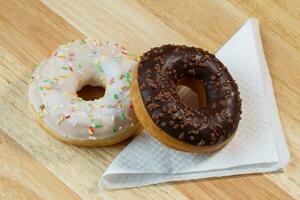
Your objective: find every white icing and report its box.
[29,40,139,140]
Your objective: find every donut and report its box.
[131,45,242,152]
[29,39,141,146]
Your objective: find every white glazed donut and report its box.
[28,39,141,146]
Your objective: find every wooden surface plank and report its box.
[174,175,293,200]
[228,0,300,51]
[0,132,81,200]
[0,0,299,199]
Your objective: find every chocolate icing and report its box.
[137,45,242,146]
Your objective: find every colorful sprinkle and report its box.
[107,104,113,108]
[57,116,64,125]
[121,50,128,55]
[113,94,119,100]
[94,59,100,65]
[39,104,45,111]
[78,64,83,69]
[114,56,121,63]
[42,79,54,89]
[128,52,135,57]
[95,63,104,72]
[42,79,54,84]
[120,86,128,91]
[94,124,103,128]
[112,127,117,133]
[80,40,87,45]
[88,113,93,119]
[108,77,114,84]
[61,66,69,71]
[99,104,105,108]
[124,72,131,85]
[119,103,125,109]
[120,111,126,120]
[38,104,49,116]
[91,119,103,128]
[88,126,95,135]
[59,74,72,79]
[43,85,53,90]
[57,55,66,59]
[129,104,134,110]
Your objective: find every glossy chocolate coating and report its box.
[138,45,242,146]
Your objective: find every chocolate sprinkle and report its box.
[137,45,242,146]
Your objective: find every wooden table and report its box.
[0,0,299,199]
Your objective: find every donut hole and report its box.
[76,85,105,101]
[176,78,207,110]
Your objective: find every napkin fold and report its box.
[99,18,289,189]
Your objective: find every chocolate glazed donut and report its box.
[131,45,242,152]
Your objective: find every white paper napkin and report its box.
[99,18,289,189]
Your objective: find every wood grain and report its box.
[0,0,299,199]
[0,132,81,200]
